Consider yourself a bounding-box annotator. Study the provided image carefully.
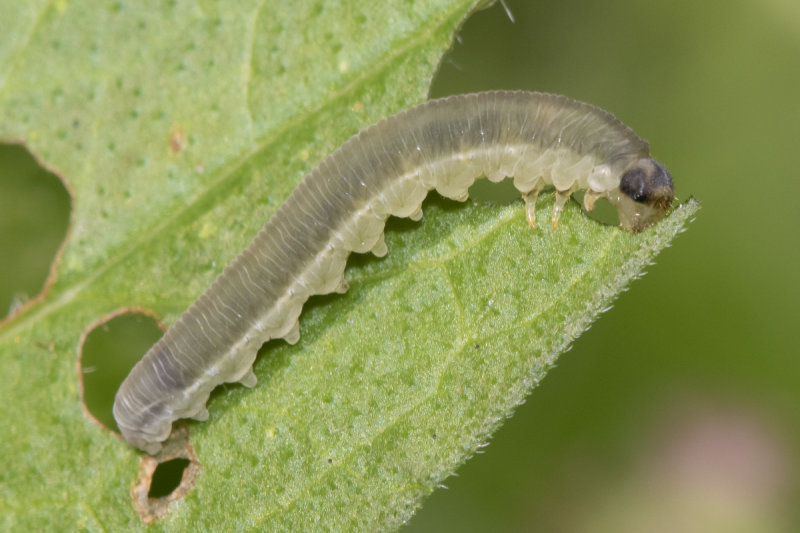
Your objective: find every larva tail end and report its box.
[119,426,165,455]
[609,158,674,232]
[114,388,172,454]
[142,441,163,455]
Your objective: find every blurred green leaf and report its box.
[0,0,697,530]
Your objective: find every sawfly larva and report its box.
[113,91,674,453]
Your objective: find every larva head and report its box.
[608,158,674,232]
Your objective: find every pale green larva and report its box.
[113,91,674,454]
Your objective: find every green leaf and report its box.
[0,0,698,530]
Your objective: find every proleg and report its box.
[113,91,674,453]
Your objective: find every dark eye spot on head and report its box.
[620,158,674,209]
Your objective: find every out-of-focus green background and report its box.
[1,0,798,531]
[409,0,800,531]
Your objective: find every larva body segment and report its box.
[113,91,674,453]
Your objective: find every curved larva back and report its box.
[113,91,650,453]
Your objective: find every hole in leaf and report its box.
[429,0,512,98]
[572,190,620,227]
[79,311,163,432]
[148,458,191,498]
[0,143,70,321]
[133,425,200,524]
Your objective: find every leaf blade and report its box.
[0,0,699,529]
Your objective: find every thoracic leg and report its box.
[583,189,602,212]
[551,189,572,229]
[523,186,542,229]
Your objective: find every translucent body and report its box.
[113,91,669,453]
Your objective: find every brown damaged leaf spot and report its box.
[169,126,187,155]
[132,425,200,524]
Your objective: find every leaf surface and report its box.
[0,0,698,529]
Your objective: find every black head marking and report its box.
[619,158,674,209]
